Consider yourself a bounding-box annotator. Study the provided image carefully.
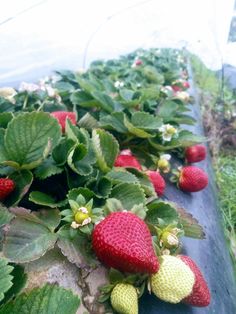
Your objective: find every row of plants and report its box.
[191,53,236,275]
[0,49,210,313]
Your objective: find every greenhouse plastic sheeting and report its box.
[0,0,235,87]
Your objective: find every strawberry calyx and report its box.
[170,168,181,184]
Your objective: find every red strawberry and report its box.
[182,81,190,89]
[180,255,211,307]
[185,145,207,163]
[0,178,15,200]
[114,154,142,170]
[172,85,182,92]
[146,170,165,197]
[50,111,76,132]
[92,212,159,274]
[178,166,208,192]
[135,59,143,66]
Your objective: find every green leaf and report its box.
[67,188,94,202]
[34,157,63,179]
[0,284,80,314]
[176,130,206,147]
[99,112,127,133]
[70,91,99,109]
[110,183,146,210]
[130,204,147,220]
[92,129,119,173]
[78,113,100,129]
[91,91,115,113]
[174,204,205,239]
[109,268,125,284]
[86,176,112,199]
[5,170,33,207]
[35,208,61,231]
[52,138,75,166]
[119,89,134,101]
[29,191,66,208]
[127,168,156,197]
[146,201,179,226]
[103,198,123,215]
[142,66,164,84]
[0,113,13,129]
[106,169,138,184]
[0,129,8,163]
[140,87,160,101]
[149,130,205,151]
[0,205,14,227]
[77,76,97,94]
[0,258,14,302]
[3,213,58,263]
[3,265,27,303]
[4,112,61,169]
[131,112,162,130]
[65,119,80,142]
[158,100,178,120]
[124,116,153,138]
[67,143,95,176]
[57,225,97,267]
[170,114,196,126]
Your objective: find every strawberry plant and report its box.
[0,48,211,313]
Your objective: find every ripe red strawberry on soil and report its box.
[180,255,211,307]
[178,166,208,192]
[50,111,76,132]
[92,211,159,274]
[114,154,142,170]
[0,178,15,200]
[185,145,207,163]
[146,170,166,197]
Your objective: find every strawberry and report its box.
[151,255,195,304]
[114,154,142,170]
[182,81,190,89]
[111,283,138,314]
[92,212,159,274]
[180,255,211,307]
[185,145,207,163]
[151,255,210,307]
[178,166,208,192]
[0,178,15,200]
[50,111,76,132]
[135,59,143,66]
[146,170,165,197]
[171,85,182,92]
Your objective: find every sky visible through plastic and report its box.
[0,0,235,86]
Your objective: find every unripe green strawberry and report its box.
[151,255,195,303]
[111,283,138,314]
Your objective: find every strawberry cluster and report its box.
[114,145,209,197]
[93,211,210,314]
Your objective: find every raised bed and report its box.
[0,49,235,314]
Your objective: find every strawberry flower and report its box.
[61,194,103,234]
[0,87,17,103]
[158,124,178,142]
[114,81,124,89]
[19,82,39,92]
